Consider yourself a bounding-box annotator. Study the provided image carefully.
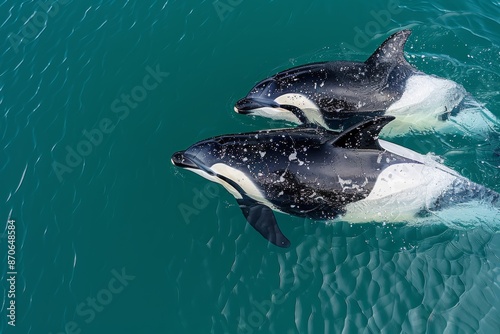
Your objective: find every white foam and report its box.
[378,140,460,176]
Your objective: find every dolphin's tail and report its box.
[447,96,500,140]
[431,178,499,209]
[440,96,500,186]
[422,178,500,230]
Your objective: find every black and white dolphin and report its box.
[234,30,498,137]
[172,117,499,247]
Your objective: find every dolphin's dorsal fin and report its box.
[365,30,412,67]
[330,116,395,150]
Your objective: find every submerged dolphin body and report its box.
[172,117,500,247]
[234,30,498,138]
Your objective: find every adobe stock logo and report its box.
[213,0,244,21]
[238,239,331,333]
[52,64,169,182]
[342,0,403,53]
[49,268,135,334]
[178,183,220,224]
[8,0,72,54]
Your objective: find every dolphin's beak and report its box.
[171,151,198,169]
[234,97,280,114]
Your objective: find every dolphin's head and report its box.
[171,137,264,200]
[172,142,240,198]
[171,140,222,180]
[234,76,308,125]
[172,134,293,248]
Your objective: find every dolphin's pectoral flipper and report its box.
[237,199,291,248]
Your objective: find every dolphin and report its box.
[172,117,500,247]
[234,30,498,138]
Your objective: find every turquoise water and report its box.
[1,1,500,333]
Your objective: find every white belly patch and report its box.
[339,163,458,223]
[384,74,466,135]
